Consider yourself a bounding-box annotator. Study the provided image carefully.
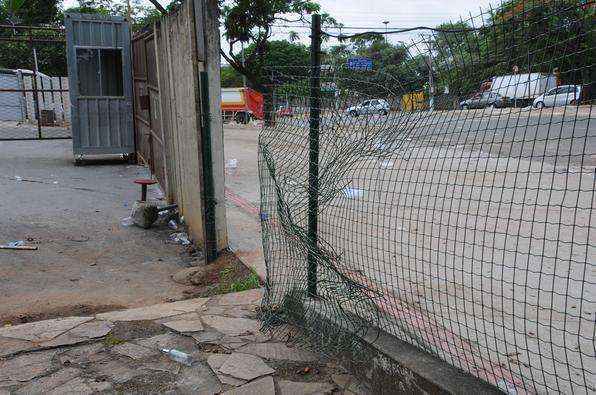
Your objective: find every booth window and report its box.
[76,48,123,96]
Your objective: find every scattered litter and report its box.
[260,212,269,221]
[7,240,24,247]
[379,159,394,169]
[52,181,58,184]
[170,232,191,245]
[298,367,311,375]
[225,158,238,169]
[160,348,193,366]
[14,176,22,182]
[168,219,179,230]
[130,201,159,229]
[179,216,185,225]
[120,217,134,227]
[0,240,37,251]
[342,187,364,198]
[497,379,518,395]
[374,142,387,150]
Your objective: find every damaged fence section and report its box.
[259,2,594,393]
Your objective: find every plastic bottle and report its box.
[160,348,193,366]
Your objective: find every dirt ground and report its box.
[0,140,200,322]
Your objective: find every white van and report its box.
[491,73,557,103]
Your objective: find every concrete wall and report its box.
[133,0,227,256]
[199,0,228,251]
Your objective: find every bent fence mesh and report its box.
[0,25,70,140]
[259,1,594,393]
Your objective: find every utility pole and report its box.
[307,14,321,298]
[240,42,246,89]
[382,21,389,43]
[425,37,435,111]
[126,0,132,21]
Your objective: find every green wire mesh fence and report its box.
[259,1,594,393]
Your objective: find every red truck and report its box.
[221,87,264,124]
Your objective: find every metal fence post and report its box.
[307,14,321,298]
[200,70,217,263]
[28,27,42,139]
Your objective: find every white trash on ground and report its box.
[379,159,394,169]
[225,158,238,169]
[343,187,364,198]
[120,217,134,227]
[7,240,25,247]
[160,348,193,366]
[170,232,191,246]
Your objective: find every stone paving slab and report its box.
[96,297,209,321]
[46,376,112,395]
[0,338,35,358]
[162,318,204,333]
[0,288,362,394]
[210,289,263,306]
[236,342,317,362]
[218,352,275,381]
[201,315,261,336]
[0,350,57,384]
[206,354,247,386]
[40,320,114,348]
[223,375,275,395]
[0,317,93,342]
[277,380,336,394]
[13,367,80,395]
[112,342,160,360]
[58,343,107,365]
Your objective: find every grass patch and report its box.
[229,270,261,292]
[219,265,261,294]
[103,332,126,347]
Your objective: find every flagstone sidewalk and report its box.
[0,289,364,394]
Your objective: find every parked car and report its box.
[346,99,390,116]
[460,92,506,109]
[533,85,582,108]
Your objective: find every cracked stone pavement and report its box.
[0,289,365,394]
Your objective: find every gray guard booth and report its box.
[65,13,134,160]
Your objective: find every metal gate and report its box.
[132,29,166,185]
[0,24,70,140]
[65,13,134,158]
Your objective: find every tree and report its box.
[428,0,596,96]
[220,0,335,124]
[0,0,59,25]
[324,37,421,98]
[221,65,243,87]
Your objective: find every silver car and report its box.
[346,99,390,116]
[533,85,582,108]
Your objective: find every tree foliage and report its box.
[430,0,595,96]
[0,0,59,25]
[221,65,244,87]
[220,0,335,94]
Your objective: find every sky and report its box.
[63,0,503,53]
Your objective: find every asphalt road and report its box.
[280,107,595,168]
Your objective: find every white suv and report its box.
[533,85,582,108]
[346,99,390,116]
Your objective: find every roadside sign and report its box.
[347,57,373,71]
